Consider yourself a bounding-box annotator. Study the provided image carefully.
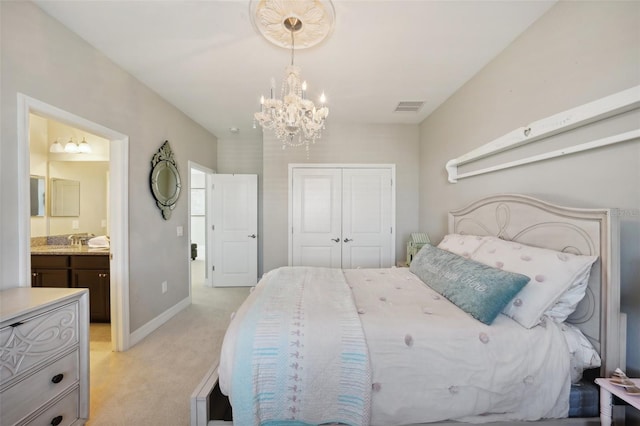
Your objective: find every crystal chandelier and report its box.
[254,17,329,152]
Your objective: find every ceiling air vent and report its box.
[394,101,424,113]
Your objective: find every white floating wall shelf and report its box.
[446,85,640,183]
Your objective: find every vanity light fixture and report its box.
[64,138,79,153]
[49,139,64,153]
[57,137,92,154]
[78,137,92,153]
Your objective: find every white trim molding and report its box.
[17,93,130,351]
[446,85,640,183]
[129,295,191,347]
[187,161,216,291]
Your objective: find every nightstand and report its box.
[595,377,640,426]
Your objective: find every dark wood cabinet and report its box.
[71,255,110,323]
[31,269,70,288]
[31,254,110,322]
[72,269,110,322]
[31,255,70,288]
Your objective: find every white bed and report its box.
[191,194,626,426]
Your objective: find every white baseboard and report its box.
[129,296,190,347]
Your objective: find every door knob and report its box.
[248,234,257,239]
[331,238,340,242]
[344,238,353,242]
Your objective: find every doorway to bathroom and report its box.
[18,94,130,352]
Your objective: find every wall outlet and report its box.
[176,226,183,237]
[161,281,168,294]
[72,220,79,230]
[101,219,107,228]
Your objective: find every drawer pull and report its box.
[51,415,63,426]
[51,373,64,384]
[10,321,24,327]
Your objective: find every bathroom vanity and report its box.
[31,246,110,323]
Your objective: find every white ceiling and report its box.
[33,0,557,140]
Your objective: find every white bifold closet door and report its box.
[291,167,394,269]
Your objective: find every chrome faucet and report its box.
[68,234,82,247]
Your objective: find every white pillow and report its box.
[545,270,592,323]
[437,234,489,259]
[470,237,597,329]
[559,322,601,383]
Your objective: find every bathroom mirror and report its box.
[30,175,46,216]
[50,178,80,216]
[150,140,181,219]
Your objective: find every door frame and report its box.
[211,174,259,287]
[287,163,396,266]
[17,94,130,351]
[188,161,215,290]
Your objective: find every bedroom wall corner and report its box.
[417,3,639,423]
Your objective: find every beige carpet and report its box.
[87,260,249,425]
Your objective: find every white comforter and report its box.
[220,267,571,425]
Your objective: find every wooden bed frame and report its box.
[191,194,626,426]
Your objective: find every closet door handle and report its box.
[248,234,256,239]
[344,238,353,243]
[331,238,340,242]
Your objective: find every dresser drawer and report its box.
[25,387,79,426]
[0,350,79,426]
[0,302,79,384]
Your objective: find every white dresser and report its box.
[0,288,89,426]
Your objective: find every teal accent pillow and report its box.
[410,244,530,325]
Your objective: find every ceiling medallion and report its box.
[249,0,335,49]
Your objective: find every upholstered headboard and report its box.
[448,194,624,377]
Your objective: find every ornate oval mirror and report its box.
[150,141,181,219]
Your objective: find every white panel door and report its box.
[291,168,342,268]
[341,168,393,268]
[212,174,258,287]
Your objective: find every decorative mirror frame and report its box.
[150,140,181,219]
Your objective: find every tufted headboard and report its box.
[448,194,624,377]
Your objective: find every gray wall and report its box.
[418,1,639,423]
[1,2,218,333]
[262,122,420,274]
